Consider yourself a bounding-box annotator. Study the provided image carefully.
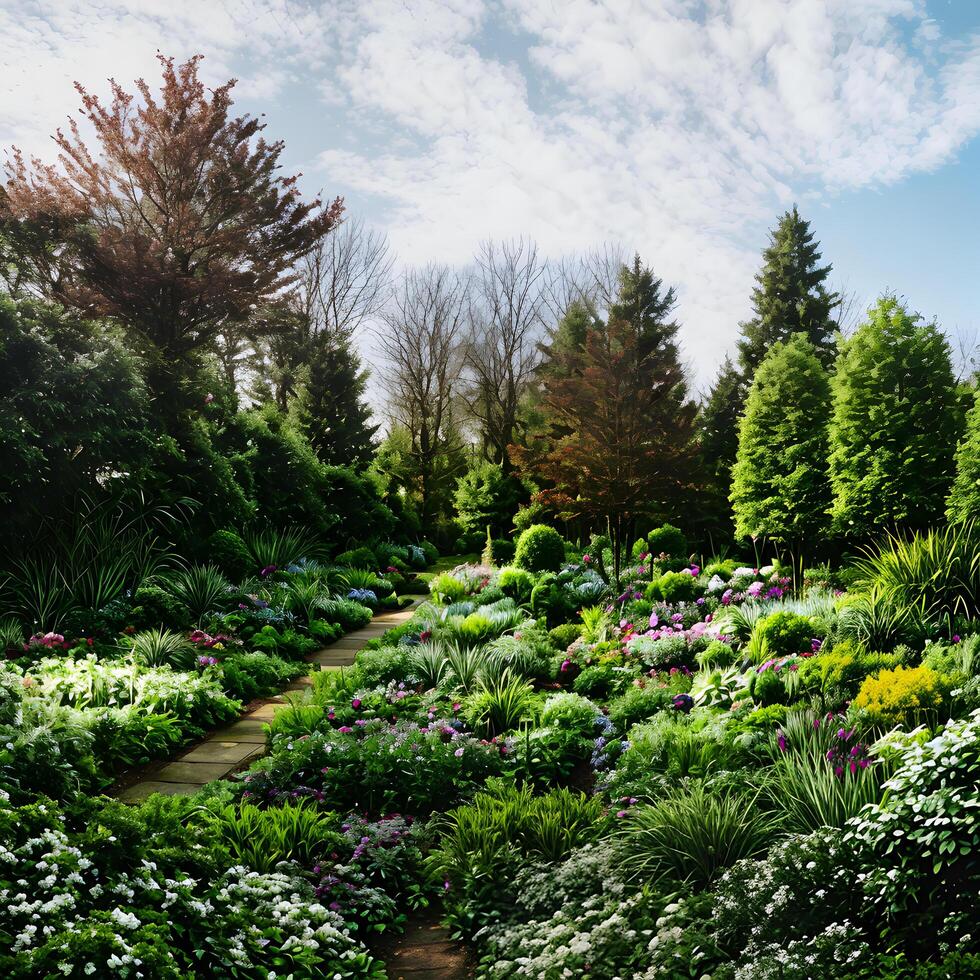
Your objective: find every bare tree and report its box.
[298,217,393,341]
[379,265,468,527]
[463,238,548,469]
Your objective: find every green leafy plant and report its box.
[129,627,192,669]
[243,525,321,569]
[162,564,231,625]
[514,524,566,573]
[463,672,536,737]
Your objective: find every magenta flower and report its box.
[352,698,362,710]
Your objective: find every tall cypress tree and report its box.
[829,296,959,538]
[730,334,831,547]
[737,206,839,375]
[292,337,378,468]
[947,387,980,523]
[697,355,745,536]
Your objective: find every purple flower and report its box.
[454,747,465,757]
[259,564,277,578]
[648,612,659,628]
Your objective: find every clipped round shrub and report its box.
[206,529,253,580]
[647,523,687,558]
[514,524,566,574]
[539,691,600,733]
[647,571,698,603]
[497,567,536,603]
[130,585,190,630]
[488,538,515,565]
[752,611,815,659]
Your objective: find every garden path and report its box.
[114,601,422,802]
[374,909,475,980]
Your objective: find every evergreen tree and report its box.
[730,334,831,547]
[291,337,378,468]
[829,296,960,538]
[737,206,839,375]
[609,254,679,359]
[697,356,745,535]
[947,387,980,523]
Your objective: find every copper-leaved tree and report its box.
[514,308,696,583]
[0,54,342,410]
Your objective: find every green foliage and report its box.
[530,576,576,628]
[429,571,469,604]
[796,640,906,707]
[736,205,839,373]
[496,567,535,603]
[454,461,523,539]
[336,546,377,570]
[853,664,950,729]
[947,386,980,523]
[549,622,581,650]
[846,711,980,919]
[242,525,321,569]
[130,584,190,631]
[161,564,231,624]
[464,673,537,737]
[318,598,372,632]
[201,800,342,873]
[617,782,775,887]
[647,570,697,602]
[129,628,192,669]
[646,523,687,558]
[205,529,253,579]
[829,296,960,537]
[607,684,674,732]
[750,610,816,660]
[514,524,566,573]
[731,333,831,544]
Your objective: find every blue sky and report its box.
[2,0,979,387]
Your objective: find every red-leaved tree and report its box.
[0,54,342,405]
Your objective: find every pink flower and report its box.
[454,747,465,757]
[648,613,659,628]
[204,392,215,404]
[351,698,362,710]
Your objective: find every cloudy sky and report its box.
[2,0,979,388]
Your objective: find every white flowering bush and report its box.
[846,709,980,921]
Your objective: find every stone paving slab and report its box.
[210,721,267,743]
[117,780,204,802]
[179,741,259,765]
[155,761,240,784]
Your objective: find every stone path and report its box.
[115,602,421,802]
[374,909,475,980]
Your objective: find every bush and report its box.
[549,623,581,651]
[750,610,815,660]
[130,585,190,631]
[206,529,253,580]
[496,567,535,603]
[608,685,674,732]
[514,524,566,574]
[336,546,377,570]
[220,651,302,702]
[796,640,906,707]
[530,577,576,628]
[317,598,373,632]
[487,538,515,566]
[853,664,949,728]
[429,572,469,604]
[647,571,697,603]
[647,523,687,558]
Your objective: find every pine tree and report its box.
[292,337,378,468]
[829,296,960,538]
[737,206,839,375]
[731,334,831,547]
[610,254,680,360]
[947,387,980,523]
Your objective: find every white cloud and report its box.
[1,0,979,386]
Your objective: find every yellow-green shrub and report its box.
[853,664,948,728]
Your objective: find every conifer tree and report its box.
[829,296,959,538]
[737,206,838,375]
[291,337,377,467]
[697,355,745,536]
[947,387,980,523]
[730,334,831,547]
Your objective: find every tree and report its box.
[737,206,839,375]
[463,239,546,470]
[379,266,468,532]
[730,334,831,549]
[0,54,341,407]
[453,459,525,542]
[609,254,680,359]
[696,355,745,537]
[291,334,378,467]
[513,303,696,583]
[829,296,960,538]
[947,387,980,524]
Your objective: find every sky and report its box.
[1,0,979,390]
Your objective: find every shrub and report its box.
[496,567,535,603]
[539,692,601,734]
[429,572,468,604]
[750,610,815,660]
[514,524,566,574]
[318,598,372,632]
[162,564,232,625]
[616,782,775,887]
[608,685,674,732]
[853,664,949,729]
[206,529,253,580]
[647,571,697,603]
[629,634,694,671]
[529,577,576,628]
[130,585,190,631]
[647,523,687,558]
[463,674,537,737]
[796,640,906,707]
[549,622,581,651]
[220,651,301,702]
[129,628,192,669]
[335,546,377,570]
